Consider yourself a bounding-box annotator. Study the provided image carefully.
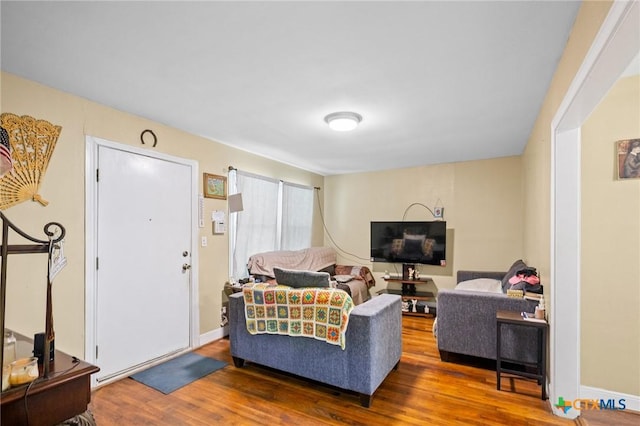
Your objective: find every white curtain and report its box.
[281,182,313,250]
[231,171,279,280]
[229,171,314,280]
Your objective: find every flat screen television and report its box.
[370,221,446,266]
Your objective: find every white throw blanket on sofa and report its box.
[247,247,337,278]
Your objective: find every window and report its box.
[280,182,313,250]
[229,170,313,280]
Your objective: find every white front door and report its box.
[94,143,194,382]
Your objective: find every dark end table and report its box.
[496,310,548,400]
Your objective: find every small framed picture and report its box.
[203,173,227,199]
[616,139,640,180]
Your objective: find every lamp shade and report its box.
[229,193,243,213]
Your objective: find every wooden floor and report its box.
[88,316,590,425]
[576,409,640,426]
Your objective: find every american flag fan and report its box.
[0,126,12,178]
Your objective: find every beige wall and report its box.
[324,156,524,293]
[3,0,634,400]
[581,75,640,395]
[521,0,639,398]
[1,71,324,357]
[522,0,613,288]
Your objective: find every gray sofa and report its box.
[436,270,540,363]
[228,292,402,407]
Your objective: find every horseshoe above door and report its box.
[140,129,157,147]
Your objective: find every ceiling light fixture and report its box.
[324,111,362,132]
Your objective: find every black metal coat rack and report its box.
[0,211,65,379]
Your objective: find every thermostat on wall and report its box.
[212,210,226,234]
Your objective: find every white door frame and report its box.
[550,0,639,417]
[84,136,200,387]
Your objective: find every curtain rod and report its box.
[229,166,320,191]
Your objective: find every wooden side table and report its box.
[496,310,548,400]
[224,282,244,296]
[1,336,100,425]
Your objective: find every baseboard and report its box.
[580,385,639,412]
[198,326,228,347]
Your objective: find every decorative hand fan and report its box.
[0,113,62,209]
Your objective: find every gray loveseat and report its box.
[436,270,540,363]
[228,292,402,407]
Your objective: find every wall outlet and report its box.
[201,236,207,247]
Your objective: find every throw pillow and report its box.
[501,259,528,293]
[333,274,354,284]
[455,278,502,293]
[318,264,336,276]
[273,267,331,288]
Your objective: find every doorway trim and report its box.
[550,0,639,417]
[84,136,200,387]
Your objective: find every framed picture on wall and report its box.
[616,139,640,180]
[203,173,227,199]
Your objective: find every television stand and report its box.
[379,277,437,317]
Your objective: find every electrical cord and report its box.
[314,188,370,263]
[23,377,39,426]
[315,188,446,277]
[22,357,81,425]
[402,202,437,220]
[315,194,445,266]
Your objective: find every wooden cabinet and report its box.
[1,337,99,425]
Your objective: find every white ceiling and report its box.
[1,1,582,176]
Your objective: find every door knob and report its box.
[182,263,191,271]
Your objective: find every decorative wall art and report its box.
[616,138,640,180]
[0,113,62,209]
[203,173,227,199]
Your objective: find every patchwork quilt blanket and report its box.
[242,284,354,350]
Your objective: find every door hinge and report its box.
[95,345,98,359]
[96,168,99,182]
[96,257,99,270]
